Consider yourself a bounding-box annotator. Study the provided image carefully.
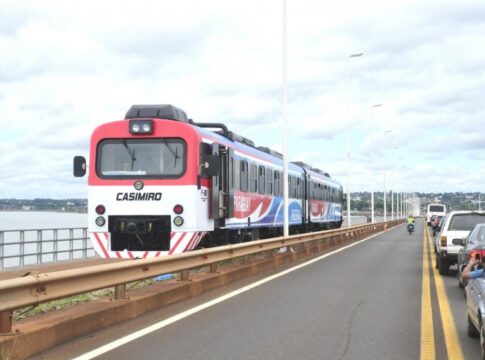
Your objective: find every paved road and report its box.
[34,219,481,360]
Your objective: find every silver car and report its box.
[466,277,485,359]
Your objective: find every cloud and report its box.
[2,0,485,198]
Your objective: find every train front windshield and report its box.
[97,138,186,178]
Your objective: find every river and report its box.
[0,211,87,231]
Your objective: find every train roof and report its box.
[123,104,340,183]
[125,104,188,122]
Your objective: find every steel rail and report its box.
[0,221,402,333]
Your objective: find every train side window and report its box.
[240,161,249,192]
[249,164,257,193]
[258,166,265,194]
[287,176,291,197]
[296,178,301,198]
[266,168,273,195]
[234,159,240,190]
[288,176,293,198]
[274,171,280,196]
[289,176,292,198]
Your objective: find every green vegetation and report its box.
[0,198,87,212]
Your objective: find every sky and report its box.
[1,0,485,199]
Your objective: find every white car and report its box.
[435,211,485,275]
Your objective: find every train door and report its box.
[304,171,310,224]
[210,144,234,223]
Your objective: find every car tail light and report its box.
[470,249,485,261]
[440,236,447,247]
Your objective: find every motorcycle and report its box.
[407,223,415,235]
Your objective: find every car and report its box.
[457,223,485,288]
[465,276,485,358]
[435,211,485,275]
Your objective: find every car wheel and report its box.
[438,256,449,276]
[468,314,479,338]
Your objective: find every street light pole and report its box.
[370,104,382,223]
[346,52,363,227]
[282,0,289,237]
[383,130,392,223]
[391,189,394,220]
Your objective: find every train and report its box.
[73,104,344,259]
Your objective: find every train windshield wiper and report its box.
[122,140,136,169]
[162,139,179,168]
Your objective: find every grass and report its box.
[14,278,158,321]
[12,252,284,321]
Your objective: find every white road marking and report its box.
[74,230,386,360]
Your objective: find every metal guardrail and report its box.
[0,228,94,269]
[0,220,403,333]
[0,216,375,269]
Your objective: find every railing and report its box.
[0,228,94,269]
[0,220,403,333]
[0,217,384,269]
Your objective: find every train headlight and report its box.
[95,216,106,226]
[173,216,184,227]
[134,181,144,190]
[142,123,151,132]
[129,119,153,135]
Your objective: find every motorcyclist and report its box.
[406,215,415,234]
[407,215,415,224]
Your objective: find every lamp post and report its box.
[390,146,399,220]
[383,130,392,223]
[370,104,382,223]
[282,0,289,236]
[346,52,364,227]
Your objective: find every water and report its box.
[0,211,87,231]
[0,211,91,268]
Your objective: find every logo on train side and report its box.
[116,192,162,201]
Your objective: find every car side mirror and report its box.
[73,156,87,177]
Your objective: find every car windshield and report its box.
[97,138,186,178]
[448,214,485,231]
[468,224,485,244]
